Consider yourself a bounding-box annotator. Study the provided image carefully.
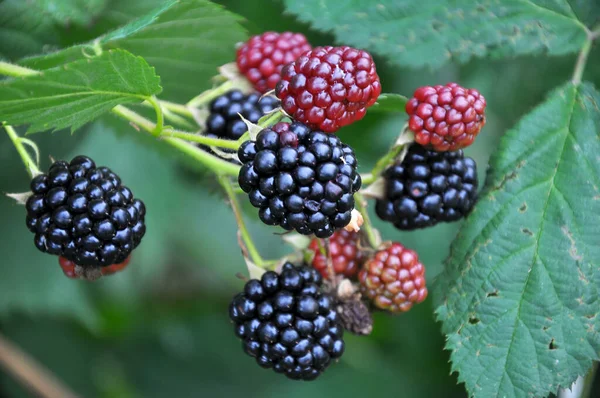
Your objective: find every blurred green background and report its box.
[1,0,599,397]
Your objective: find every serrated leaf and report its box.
[0,49,161,133]
[282,0,590,69]
[434,83,600,398]
[20,0,248,102]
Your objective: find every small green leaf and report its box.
[20,0,248,102]
[435,83,600,397]
[282,0,590,69]
[0,49,161,133]
[370,93,408,113]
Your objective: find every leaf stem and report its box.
[354,192,378,249]
[187,80,237,108]
[0,61,40,77]
[147,96,164,135]
[572,38,593,85]
[218,175,265,267]
[0,332,79,398]
[111,105,239,177]
[2,124,41,178]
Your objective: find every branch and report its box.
[0,333,79,398]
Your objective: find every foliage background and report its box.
[0,0,598,396]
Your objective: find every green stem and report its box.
[354,192,378,249]
[111,105,239,177]
[572,38,593,85]
[164,130,241,150]
[161,108,197,130]
[0,61,40,77]
[3,125,41,177]
[187,80,237,108]
[218,175,265,267]
[147,96,164,135]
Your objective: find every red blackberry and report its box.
[25,156,146,267]
[205,90,280,141]
[58,255,130,278]
[237,121,361,238]
[308,230,364,278]
[275,46,381,133]
[229,262,344,380]
[236,32,312,94]
[359,242,427,313]
[375,145,478,230]
[406,83,486,151]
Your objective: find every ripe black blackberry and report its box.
[229,263,344,380]
[25,156,146,267]
[375,145,478,230]
[205,90,279,141]
[237,121,361,238]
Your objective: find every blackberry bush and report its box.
[205,90,280,141]
[237,121,361,237]
[375,145,478,230]
[229,262,344,380]
[25,156,146,268]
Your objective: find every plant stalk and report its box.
[0,61,40,77]
[218,175,265,267]
[354,192,378,249]
[3,125,41,177]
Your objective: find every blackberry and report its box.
[308,230,365,278]
[359,242,427,313]
[375,145,478,230]
[236,32,312,94]
[25,156,146,267]
[237,121,361,238]
[229,262,344,380]
[205,90,280,142]
[406,83,486,151]
[275,46,381,133]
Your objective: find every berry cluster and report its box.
[229,263,344,380]
[308,230,364,278]
[238,121,361,238]
[375,145,478,230]
[25,156,146,268]
[276,46,381,133]
[236,32,312,94]
[406,83,486,151]
[205,90,279,142]
[359,242,427,313]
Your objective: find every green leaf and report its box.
[20,0,248,102]
[0,49,161,133]
[282,0,590,69]
[29,0,108,26]
[0,0,60,60]
[435,83,600,397]
[370,93,408,113]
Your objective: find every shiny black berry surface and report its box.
[375,145,478,230]
[229,263,344,381]
[206,90,279,141]
[238,121,361,238]
[25,156,146,267]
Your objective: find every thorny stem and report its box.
[218,175,265,268]
[187,80,237,108]
[354,192,378,249]
[572,25,600,85]
[164,130,241,150]
[111,105,239,177]
[0,333,79,398]
[3,124,41,177]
